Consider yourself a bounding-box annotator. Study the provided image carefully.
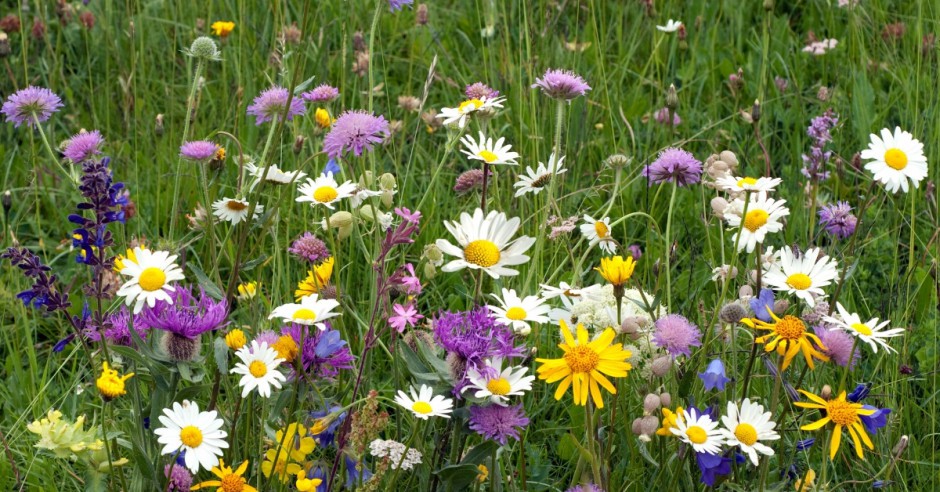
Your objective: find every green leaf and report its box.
[213,337,229,374]
[188,263,224,300]
[459,441,499,465]
[434,463,482,491]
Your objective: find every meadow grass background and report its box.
[0,0,938,490]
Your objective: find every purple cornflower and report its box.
[388,0,414,11]
[813,325,860,368]
[2,86,63,128]
[465,82,499,100]
[818,201,857,239]
[179,140,219,162]
[652,314,702,357]
[140,285,229,339]
[566,484,604,492]
[68,157,127,268]
[643,147,702,186]
[531,68,591,100]
[164,464,193,492]
[2,247,71,312]
[301,84,340,103]
[696,452,732,487]
[84,306,151,346]
[247,85,306,125]
[749,288,775,322]
[284,322,354,378]
[433,307,524,392]
[801,109,838,180]
[654,107,681,126]
[467,404,529,445]
[698,359,731,391]
[289,232,331,263]
[63,130,104,162]
[323,110,389,158]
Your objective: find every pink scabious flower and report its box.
[2,86,63,128]
[164,463,193,491]
[465,82,499,100]
[654,107,681,126]
[63,130,105,162]
[643,147,703,187]
[813,325,860,368]
[652,314,702,357]
[389,303,424,333]
[179,140,219,162]
[289,232,331,263]
[254,330,279,347]
[323,110,389,159]
[301,83,340,103]
[247,85,306,125]
[531,68,591,100]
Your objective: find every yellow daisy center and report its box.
[686,425,708,444]
[477,150,499,163]
[594,221,609,238]
[459,99,483,113]
[883,148,908,170]
[785,273,812,291]
[412,401,433,414]
[463,240,501,268]
[774,315,806,340]
[272,335,299,362]
[734,423,758,446]
[292,308,317,321]
[220,474,247,492]
[313,186,339,203]
[743,209,769,232]
[826,399,861,426]
[249,360,268,378]
[179,425,203,448]
[505,307,527,320]
[737,177,758,187]
[564,345,600,373]
[486,377,512,396]
[138,267,167,292]
[850,322,873,336]
[226,200,248,211]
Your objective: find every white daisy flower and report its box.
[763,247,839,308]
[724,191,790,253]
[435,208,535,279]
[116,247,185,314]
[671,408,725,455]
[296,172,357,209]
[211,197,262,225]
[514,153,567,197]
[268,293,341,329]
[823,302,905,354]
[487,288,551,335]
[656,19,683,32]
[230,341,286,398]
[720,398,780,466]
[579,215,617,254]
[244,161,307,189]
[460,131,520,165]
[394,384,453,420]
[716,175,783,194]
[349,187,383,208]
[154,400,228,473]
[860,126,928,194]
[464,357,535,405]
[437,96,505,129]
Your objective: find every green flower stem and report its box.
[32,116,78,186]
[663,182,678,311]
[168,59,205,238]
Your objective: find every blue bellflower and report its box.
[699,359,731,391]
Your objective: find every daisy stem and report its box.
[837,337,859,393]
[906,185,916,273]
[758,355,784,491]
[168,59,205,238]
[663,182,678,310]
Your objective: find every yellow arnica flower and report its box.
[795,389,876,460]
[535,320,632,408]
[96,361,134,401]
[272,335,300,362]
[211,21,235,38]
[225,329,247,350]
[741,310,829,371]
[295,257,335,300]
[295,471,323,491]
[191,459,257,492]
[655,406,685,436]
[595,255,636,287]
[236,281,258,301]
[315,108,332,129]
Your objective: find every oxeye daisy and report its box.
[296,172,357,209]
[190,459,257,492]
[437,95,504,129]
[741,311,829,371]
[394,384,454,419]
[513,153,567,196]
[795,389,876,459]
[231,341,286,398]
[860,126,928,194]
[580,215,616,254]
[671,408,725,454]
[723,191,789,253]
[460,132,520,165]
[464,357,535,405]
[716,175,782,194]
[211,197,262,224]
[486,288,551,335]
[435,208,535,279]
[535,321,632,408]
[245,162,307,189]
[720,399,780,466]
[154,400,228,473]
[763,247,839,307]
[823,303,905,354]
[294,257,334,299]
[268,293,341,330]
[116,247,185,314]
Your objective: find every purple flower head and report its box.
[63,130,104,162]
[247,85,306,125]
[84,305,151,346]
[749,288,775,322]
[860,405,891,435]
[323,110,389,159]
[643,147,702,186]
[652,314,702,357]
[345,456,372,489]
[531,68,591,100]
[654,107,681,126]
[801,109,838,181]
[695,451,732,487]
[179,140,219,162]
[254,330,279,347]
[813,325,860,368]
[289,232,331,263]
[164,463,193,491]
[796,438,815,451]
[301,84,340,103]
[68,157,127,267]
[818,201,857,239]
[140,285,229,339]
[465,82,499,100]
[627,243,643,260]
[283,322,354,378]
[2,86,63,128]
[2,247,71,313]
[698,359,731,391]
[846,383,871,402]
[468,404,529,445]
[566,484,604,492]
[388,0,414,11]
[433,307,524,392]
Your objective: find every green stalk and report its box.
[525,99,566,289]
[663,182,678,310]
[33,116,78,186]
[168,59,205,238]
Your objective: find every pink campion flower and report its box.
[394,207,422,224]
[400,263,422,296]
[389,303,423,333]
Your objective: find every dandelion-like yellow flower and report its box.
[795,389,876,460]
[315,108,332,129]
[211,21,235,38]
[476,463,489,482]
[96,361,134,401]
[214,146,226,161]
[655,406,685,436]
[191,459,257,491]
[225,329,247,350]
[295,257,334,300]
[741,310,829,371]
[595,255,636,287]
[535,320,632,408]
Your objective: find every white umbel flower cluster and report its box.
[369,439,423,470]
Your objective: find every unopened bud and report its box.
[337,225,352,241]
[665,84,678,110]
[738,285,753,298]
[640,415,660,436]
[1,190,11,215]
[155,114,165,136]
[422,261,437,279]
[189,36,220,61]
[643,393,661,414]
[720,303,747,324]
[820,385,832,400]
[659,392,672,407]
[293,135,305,154]
[631,417,645,436]
[773,299,789,315]
[892,435,909,457]
[718,150,738,169]
[0,33,9,58]
[604,153,631,170]
[359,171,374,188]
[620,316,644,336]
[751,99,761,122]
[359,204,377,222]
[711,197,729,217]
[423,243,444,264]
[763,0,774,10]
[651,356,672,377]
[323,211,354,229]
[416,4,429,25]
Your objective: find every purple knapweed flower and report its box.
[388,0,414,11]
[140,285,229,339]
[84,306,151,346]
[652,314,702,357]
[2,86,63,128]
[699,359,731,391]
[818,201,857,239]
[531,68,591,100]
[301,84,340,103]
[813,325,860,368]
[179,140,219,162]
[63,130,104,162]
[468,404,529,445]
[433,307,524,392]
[323,110,389,158]
[247,85,306,125]
[465,82,499,100]
[643,147,702,186]
[289,232,331,263]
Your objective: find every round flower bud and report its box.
[189,36,220,60]
[651,355,672,377]
[738,285,753,299]
[423,243,444,264]
[711,197,729,217]
[631,417,645,436]
[659,392,672,407]
[422,261,437,279]
[720,303,747,324]
[379,173,397,191]
[620,316,644,336]
[643,393,661,414]
[719,150,738,169]
[604,154,631,169]
[324,211,354,229]
[820,385,832,400]
[640,415,660,436]
[359,204,377,222]
[773,299,789,315]
[337,225,353,241]
[381,189,394,209]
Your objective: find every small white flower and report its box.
[724,191,790,253]
[369,439,423,470]
[244,161,307,189]
[579,215,616,254]
[823,303,905,354]
[436,208,535,279]
[656,19,683,33]
[437,96,504,129]
[716,175,782,194]
[464,357,535,405]
[296,172,358,209]
[671,408,725,454]
[211,197,262,224]
[460,131,520,165]
[268,293,341,329]
[514,153,567,197]
[230,341,286,398]
[763,247,839,308]
[860,127,928,194]
[487,288,551,335]
[394,384,453,420]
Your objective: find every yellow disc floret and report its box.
[463,240,501,268]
